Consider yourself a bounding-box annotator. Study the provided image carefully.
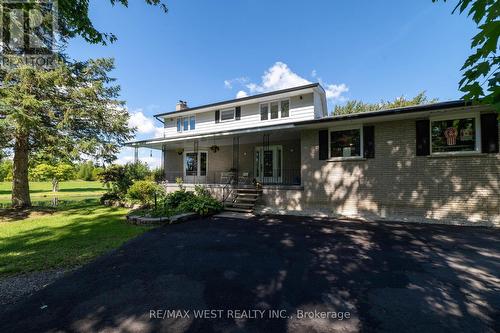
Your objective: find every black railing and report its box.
[158,169,301,186]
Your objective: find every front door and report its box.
[184,151,207,183]
[255,145,282,184]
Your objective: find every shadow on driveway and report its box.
[0,215,499,332]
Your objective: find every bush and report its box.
[162,186,222,217]
[99,192,121,205]
[0,160,13,182]
[98,165,132,199]
[127,180,164,206]
[178,194,222,216]
[163,189,195,209]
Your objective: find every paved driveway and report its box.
[1,215,499,333]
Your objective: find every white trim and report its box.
[177,115,196,132]
[219,108,235,122]
[328,125,364,160]
[183,151,208,179]
[429,111,481,155]
[254,145,283,183]
[259,98,291,121]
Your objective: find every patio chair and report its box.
[220,171,233,185]
[238,172,250,185]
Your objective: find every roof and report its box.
[154,83,323,117]
[294,99,471,126]
[127,99,482,149]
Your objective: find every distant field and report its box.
[0,181,105,205]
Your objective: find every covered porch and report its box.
[132,128,302,188]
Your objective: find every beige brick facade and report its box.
[162,114,499,226]
[263,118,499,226]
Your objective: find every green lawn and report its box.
[0,199,150,276]
[0,181,105,205]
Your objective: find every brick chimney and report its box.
[176,100,188,111]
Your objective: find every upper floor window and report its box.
[220,108,235,122]
[177,115,195,132]
[260,99,290,121]
[430,114,479,154]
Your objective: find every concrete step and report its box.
[224,207,253,213]
[236,193,259,197]
[225,202,254,208]
[233,197,258,202]
[236,188,262,193]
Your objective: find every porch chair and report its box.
[220,171,233,185]
[238,172,250,185]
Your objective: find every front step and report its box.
[224,206,253,213]
[225,202,254,208]
[223,187,262,213]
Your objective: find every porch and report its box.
[137,129,303,188]
[163,130,302,187]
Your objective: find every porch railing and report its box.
[157,169,301,186]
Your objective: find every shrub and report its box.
[98,165,132,198]
[100,192,121,205]
[179,194,222,216]
[163,189,195,209]
[125,161,151,181]
[163,187,222,217]
[0,160,13,182]
[127,180,164,206]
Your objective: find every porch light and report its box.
[210,145,220,153]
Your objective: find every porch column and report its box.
[232,136,240,181]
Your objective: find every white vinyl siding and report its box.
[163,93,315,137]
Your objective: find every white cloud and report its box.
[128,109,164,138]
[236,90,248,98]
[324,83,349,101]
[224,77,248,90]
[230,62,348,102]
[246,62,310,94]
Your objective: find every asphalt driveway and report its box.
[1,215,499,333]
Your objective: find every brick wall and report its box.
[260,117,500,226]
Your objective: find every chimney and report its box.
[176,100,188,111]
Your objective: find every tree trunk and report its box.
[12,134,31,208]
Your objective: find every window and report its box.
[431,115,478,154]
[177,115,195,132]
[281,100,289,117]
[185,152,198,176]
[260,99,290,121]
[330,128,362,158]
[189,116,196,130]
[220,108,235,122]
[260,104,269,120]
[270,101,279,119]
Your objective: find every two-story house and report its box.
[128,83,499,226]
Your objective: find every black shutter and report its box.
[363,125,375,158]
[481,113,499,153]
[235,106,241,120]
[416,119,430,156]
[215,110,220,123]
[318,130,329,160]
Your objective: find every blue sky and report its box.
[66,0,478,167]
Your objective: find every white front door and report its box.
[183,151,208,183]
[255,145,282,184]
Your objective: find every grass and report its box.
[0,181,105,205]
[0,199,151,276]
